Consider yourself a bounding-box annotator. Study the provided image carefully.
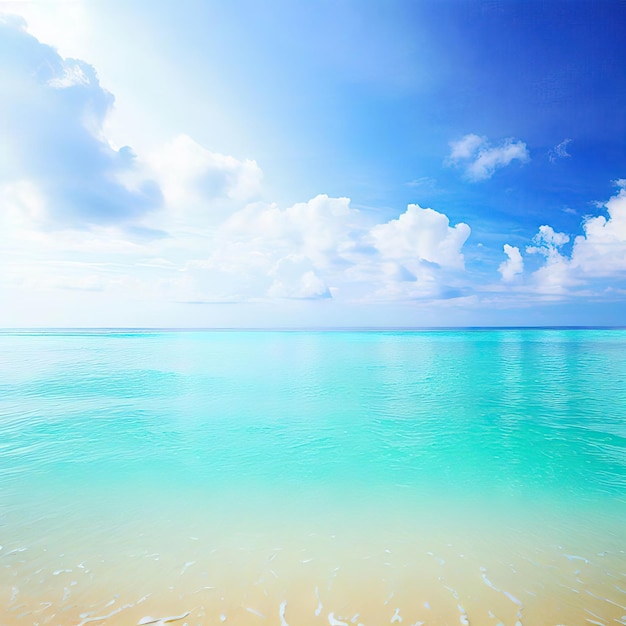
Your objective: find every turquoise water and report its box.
[1,330,625,625]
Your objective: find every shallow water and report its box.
[0,329,625,625]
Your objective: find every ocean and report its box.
[0,329,625,625]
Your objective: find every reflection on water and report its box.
[0,330,625,624]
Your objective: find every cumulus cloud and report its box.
[523,226,575,295]
[448,134,530,181]
[507,183,626,297]
[169,198,471,303]
[569,183,626,276]
[527,225,570,254]
[347,203,471,302]
[498,244,523,281]
[369,204,470,270]
[0,17,161,228]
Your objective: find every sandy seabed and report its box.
[2,504,625,626]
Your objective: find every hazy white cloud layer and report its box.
[448,134,530,181]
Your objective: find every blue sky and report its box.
[1,0,625,327]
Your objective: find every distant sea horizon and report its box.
[2,325,626,332]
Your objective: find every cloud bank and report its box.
[0,17,472,307]
[174,196,471,303]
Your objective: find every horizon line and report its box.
[1,326,625,333]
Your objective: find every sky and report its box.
[1,0,626,327]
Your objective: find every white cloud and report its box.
[548,138,572,163]
[468,140,529,181]
[530,251,577,296]
[524,226,574,294]
[172,195,357,302]
[2,160,474,306]
[570,185,626,276]
[527,225,570,254]
[448,134,530,181]
[513,184,626,297]
[449,134,485,161]
[47,62,91,89]
[217,194,361,267]
[267,256,331,300]
[343,204,471,302]
[369,204,470,270]
[0,2,90,59]
[0,17,161,228]
[498,244,523,282]
[405,176,437,190]
[146,134,262,216]
[168,198,471,304]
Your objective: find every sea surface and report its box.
[0,329,625,625]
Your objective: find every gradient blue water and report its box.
[2,330,625,502]
[1,329,625,623]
